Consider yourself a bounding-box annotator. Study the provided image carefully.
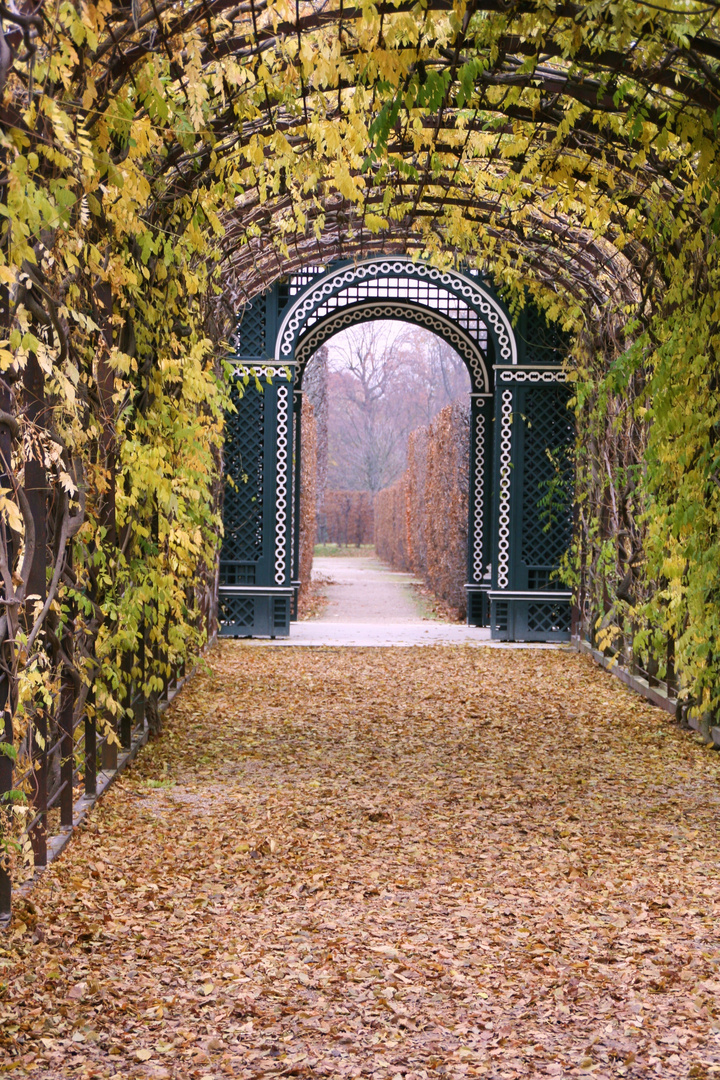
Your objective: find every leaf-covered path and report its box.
[4,645,720,1079]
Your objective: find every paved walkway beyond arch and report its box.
[280,556,495,646]
[4,645,720,1079]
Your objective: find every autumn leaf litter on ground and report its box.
[2,644,720,1079]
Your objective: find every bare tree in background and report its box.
[306,321,470,493]
[402,329,470,426]
[327,322,407,492]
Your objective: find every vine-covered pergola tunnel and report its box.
[1,0,720,920]
[220,257,574,640]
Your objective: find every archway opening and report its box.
[300,319,472,621]
[307,319,471,494]
[219,257,574,642]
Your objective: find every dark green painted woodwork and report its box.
[488,380,574,642]
[465,392,495,628]
[219,366,294,638]
[515,306,571,366]
[219,379,264,580]
[519,384,574,582]
[220,262,575,641]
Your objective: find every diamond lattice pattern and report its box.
[219,595,255,628]
[528,602,571,634]
[236,299,266,356]
[521,385,574,569]
[221,383,264,564]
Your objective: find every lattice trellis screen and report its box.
[521,384,574,582]
[220,382,264,584]
[218,594,255,628]
[298,276,489,354]
[527,600,571,634]
[236,299,266,356]
[289,266,326,295]
[519,308,570,366]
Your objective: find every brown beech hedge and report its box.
[375,403,470,617]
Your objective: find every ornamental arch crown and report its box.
[272,257,517,394]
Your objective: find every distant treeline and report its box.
[321,490,375,546]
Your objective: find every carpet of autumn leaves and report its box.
[3,644,720,1079]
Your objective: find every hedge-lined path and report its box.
[311,556,423,624]
[4,644,720,1079]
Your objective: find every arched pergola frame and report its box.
[219,256,574,641]
[276,257,516,381]
[294,301,489,391]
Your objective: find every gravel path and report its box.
[278,556,494,646]
[310,556,423,624]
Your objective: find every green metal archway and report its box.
[219,258,574,641]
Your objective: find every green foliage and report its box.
[570,224,720,713]
[537,446,574,537]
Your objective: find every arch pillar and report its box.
[488,366,574,640]
[290,383,303,620]
[218,362,295,637]
[466,392,494,626]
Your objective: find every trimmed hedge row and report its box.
[375,402,470,616]
[324,490,375,546]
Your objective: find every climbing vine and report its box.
[572,234,720,717]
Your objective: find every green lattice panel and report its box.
[220,382,264,578]
[520,307,570,365]
[219,594,255,629]
[527,600,571,635]
[521,385,574,574]
[236,298,266,357]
